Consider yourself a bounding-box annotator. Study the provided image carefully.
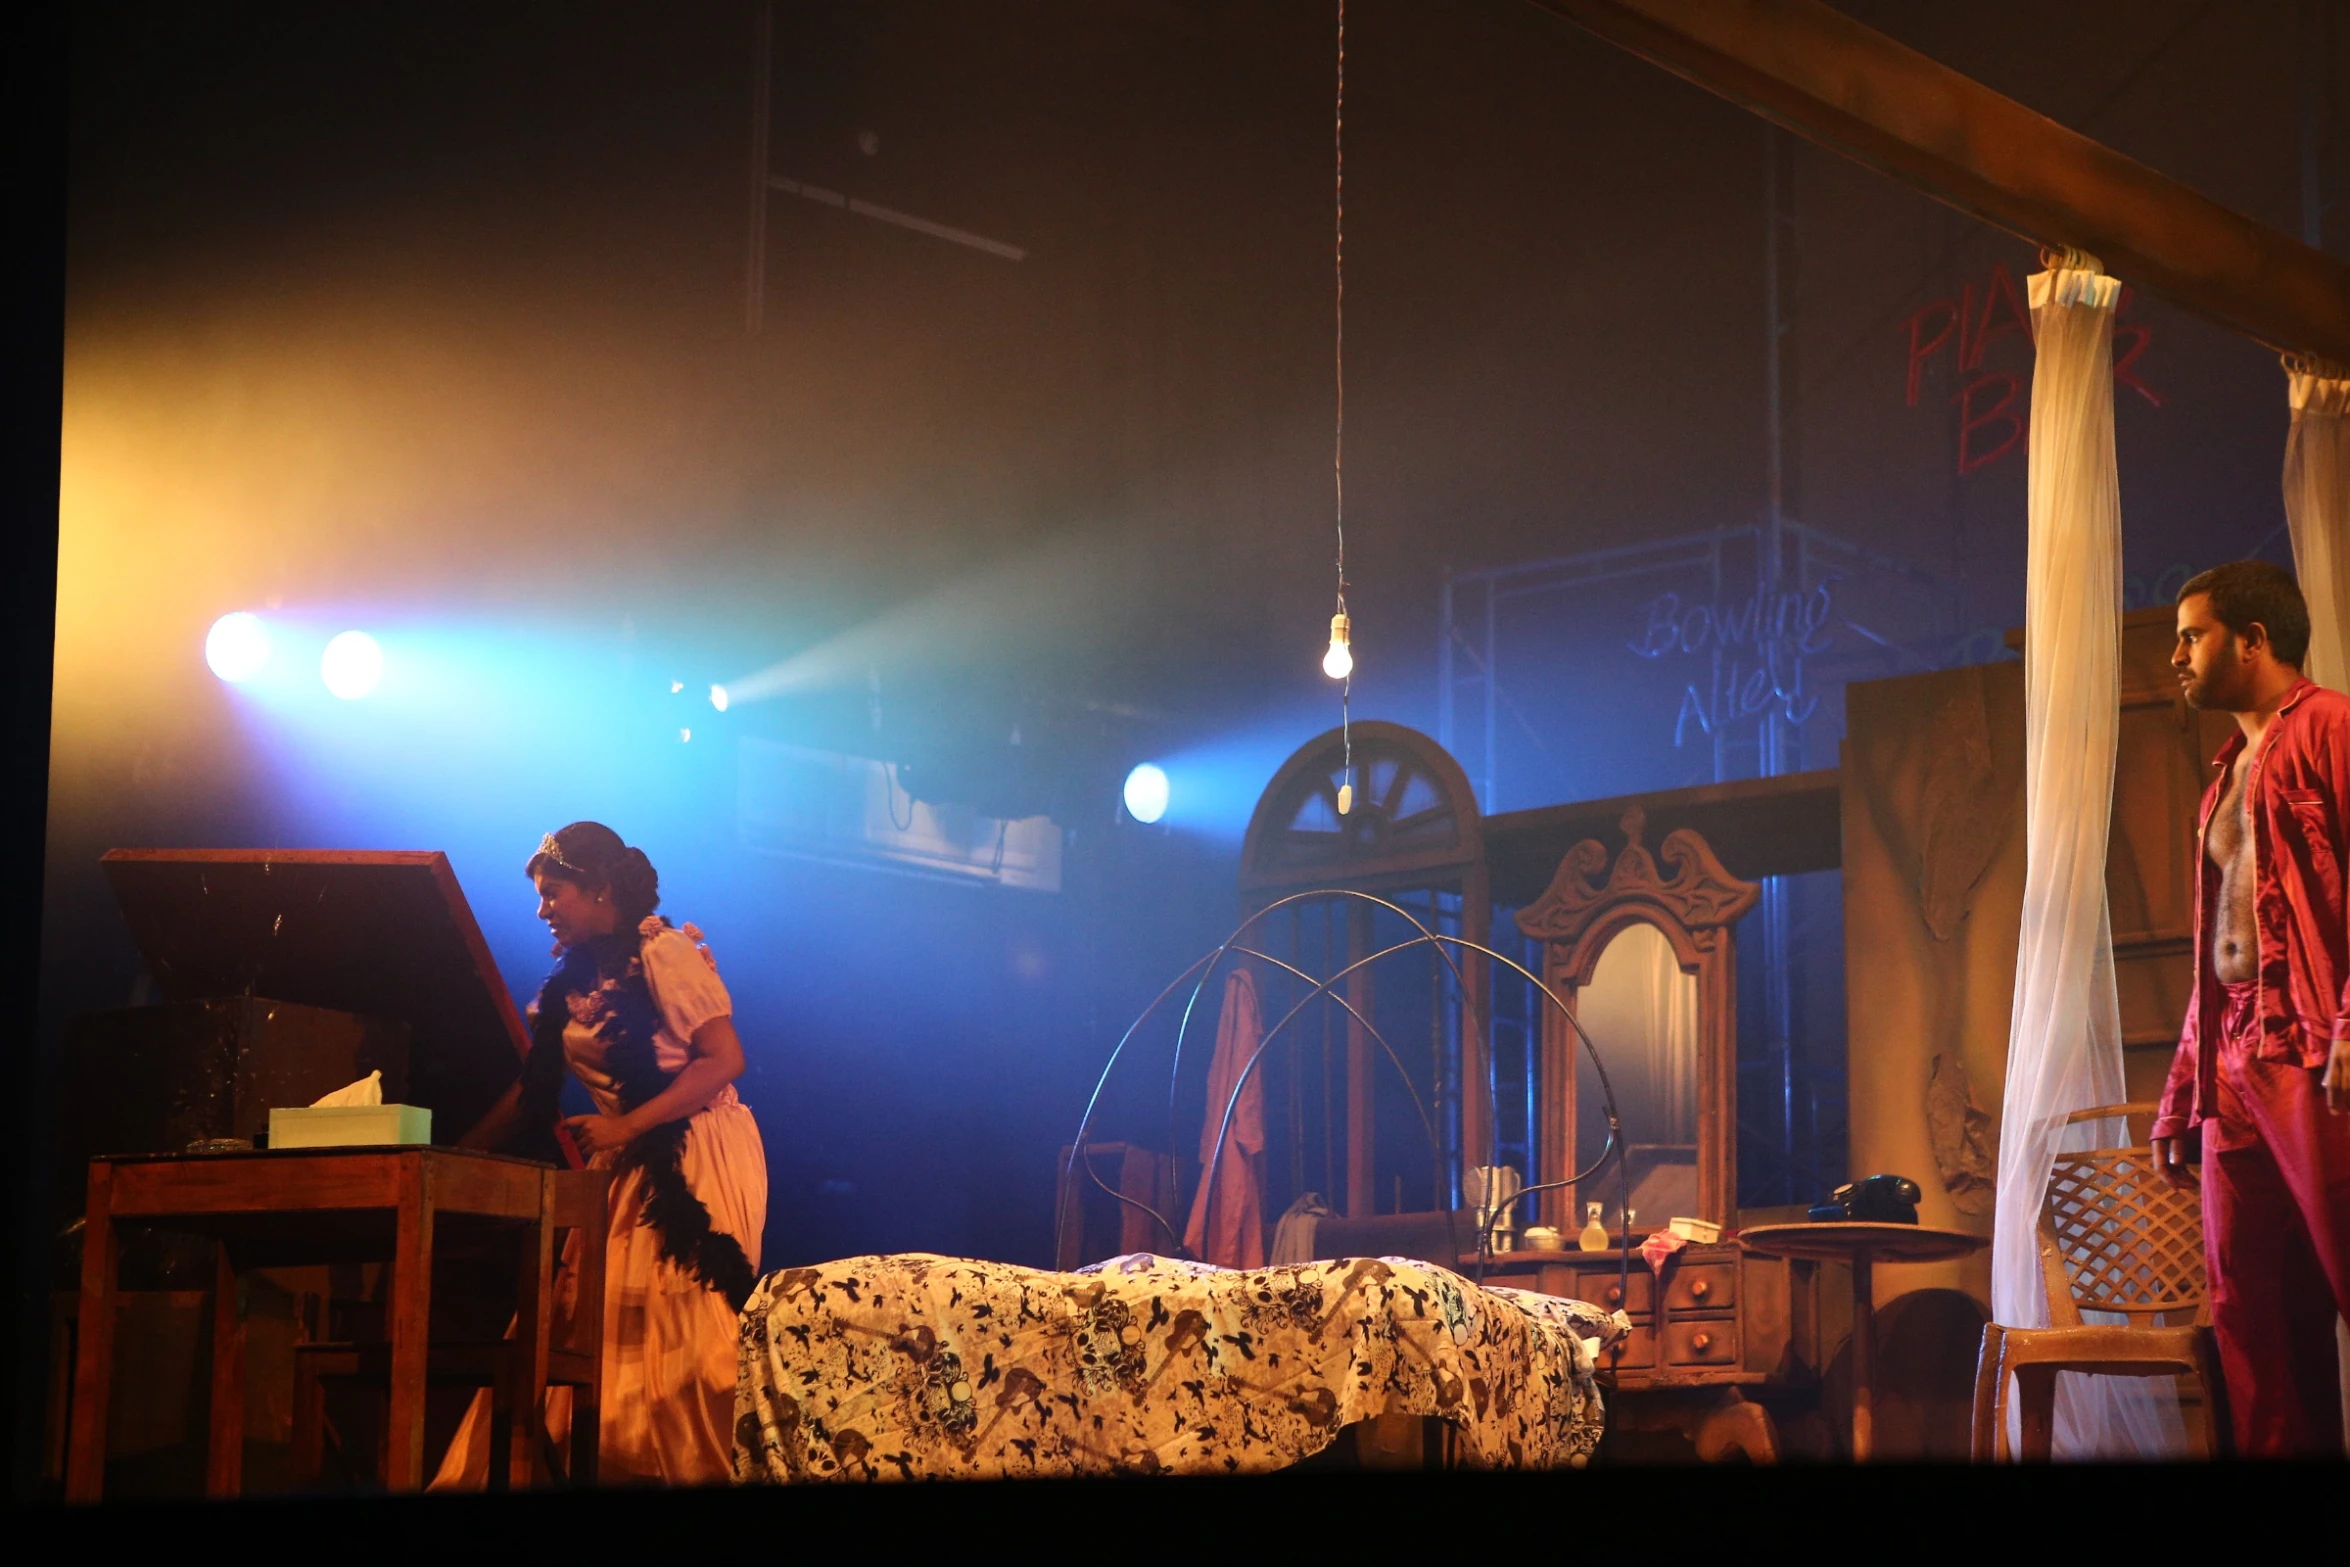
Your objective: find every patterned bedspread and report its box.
[733,1251,1624,1481]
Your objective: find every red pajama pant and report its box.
[2203,982,2350,1457]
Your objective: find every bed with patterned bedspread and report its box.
[732,1250,1625,1481]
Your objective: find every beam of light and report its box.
[710,684,730,712]
[241,620,722,825]
[1122,763,1169,825]
[205,612,272,682]
[716,530,1144,708]
[321,630,384,699]
[1147,706,1372,841]
[768,176,1029,261]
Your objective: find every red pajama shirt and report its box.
[2154,677,2350,1458]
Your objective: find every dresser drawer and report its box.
[1596,1325,1656,1370]
[1662,1319,1738,1366]
[1571,1267,1650,1315]
[1664,1262,1735,1312]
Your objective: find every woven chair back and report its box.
[2039,1104,2205,1321]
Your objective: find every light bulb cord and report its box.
[1334,0,1351,782]
[1333,0,1345,599]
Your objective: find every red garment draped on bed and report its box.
[1183,967,1265,1268]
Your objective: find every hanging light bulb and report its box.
[1323,11,1354,817]
[1321,611,1353,680]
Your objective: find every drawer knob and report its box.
[1605,1286,1624,1306]
[1690,1331,1712,1353]
[1689,1280,1710,1301]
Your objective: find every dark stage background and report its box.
[26,2,2347,1484]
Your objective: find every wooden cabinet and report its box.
[1476,1241,1821,1460]
[1479,1243,1821,1386]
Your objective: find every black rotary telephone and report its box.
[1807,1174,1923,1224]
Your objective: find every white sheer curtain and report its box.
[2279,358,2350,1451]
[2285,363,2350,690]
[1994,262,2183,1458]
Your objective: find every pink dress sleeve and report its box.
[640,924,733,1042]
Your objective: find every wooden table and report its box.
[1737,1221,1987,1463]
[66,1147,555,1499]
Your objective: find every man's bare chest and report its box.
[2207,756,2254,874]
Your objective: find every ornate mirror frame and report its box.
[1514,804,1759,1228]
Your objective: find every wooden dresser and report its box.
[1472,1239,1833,1458]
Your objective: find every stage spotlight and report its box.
[321,631,384,700]
[1123,763,1169,825]
[204,612,271,682]
[709,684,730,712]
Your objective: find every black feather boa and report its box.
[518,927,757,1312]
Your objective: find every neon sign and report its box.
[1630,581,1837,746]
[1902,261,2160,476]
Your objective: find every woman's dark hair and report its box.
[525,821,660,926]
[2179,561,2311,667]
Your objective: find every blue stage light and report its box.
[1123,763,1169,824]
[321,631,384,699]
[204,612,271,682]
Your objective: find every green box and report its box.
[267,1103,433,1149]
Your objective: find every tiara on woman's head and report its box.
[536,833,588,876]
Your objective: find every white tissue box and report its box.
[1667,1216,1723,1244]
[268,1104,433,1149]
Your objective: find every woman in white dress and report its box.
[447,821,767,1485]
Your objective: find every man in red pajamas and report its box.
[2152,561,2350,1457]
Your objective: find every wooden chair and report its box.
[1969,1104,2226,1460]
[292,1166,609,1488]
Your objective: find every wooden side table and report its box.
[1737,1221,1987,1463]
[65,1147,555,1499]
[1466,1242,1799,1464]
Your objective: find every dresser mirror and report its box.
[1573,917,1701,1226]
[1516,804,1757,1230]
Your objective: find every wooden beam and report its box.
[1483,767,1841,907]
[1531,0,2350,365]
